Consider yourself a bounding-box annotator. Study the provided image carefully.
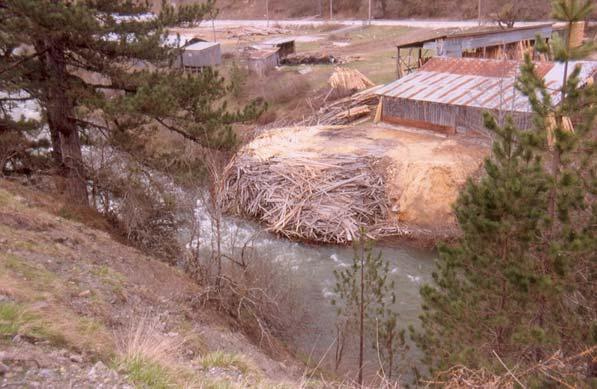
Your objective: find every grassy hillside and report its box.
[0,179,304,388]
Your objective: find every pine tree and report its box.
[331,231,400,384]
[413,0,596,381]
[412,115,550,370]
[0,0,262,205]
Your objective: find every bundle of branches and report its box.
[222,153,388,244]
[301,85,383,126]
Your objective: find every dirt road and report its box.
[209,19,553,29]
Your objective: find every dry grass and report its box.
[115,316,187,388]
[424,347,597,388]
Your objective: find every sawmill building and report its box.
[395,23,559,77]
[376,57,597,136]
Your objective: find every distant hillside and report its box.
[165,0,558,20]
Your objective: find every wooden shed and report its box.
[395,24,555,78]
[178,41,222,70]
[260,37,295,59]
[244,47,280,77]
[377,57,597,137]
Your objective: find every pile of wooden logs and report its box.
[222,153,388,244]
[328,67,375,92]
[301,84,382,126]
[228,26,293,38]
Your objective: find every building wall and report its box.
[382,97,533,136]
[247,52,279,77]
[181,44,222,68]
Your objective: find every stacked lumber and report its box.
[229,26,293,38]
[222,153,388,244]
[328,67,375,92]
[301,84,383,126]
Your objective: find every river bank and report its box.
[192,193,437,383]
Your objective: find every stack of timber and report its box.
[222,152,388,244]
[229,26,293,38]
[301,84,383,126]
[328,67,375,93]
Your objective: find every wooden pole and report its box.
[478,0,482,26]
[212,18,216,41]
[396,47,401,78]
[368,0,372,25]
[330,0,333,20]
[266,0,270,27]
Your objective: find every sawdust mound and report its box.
[222,154,388,244]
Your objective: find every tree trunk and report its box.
[358,240,365,386]
[38,39,88,206]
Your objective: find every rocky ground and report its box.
[1,341,131,388]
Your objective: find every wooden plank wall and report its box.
[383,97,533,137]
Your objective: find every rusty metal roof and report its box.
[377,57,597,113]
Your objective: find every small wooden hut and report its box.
[178,41,222,71]
[244,47,280,77]
[260,37,295,59]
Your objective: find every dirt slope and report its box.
[0,179,302,388]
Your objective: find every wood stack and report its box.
[222,152,388,244]
[229,26,293,38]
[569,21,585,49]
[301,85,383,126]
[328,67,375,92]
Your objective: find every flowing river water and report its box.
[6,92,437,382]
[193,200,437,382]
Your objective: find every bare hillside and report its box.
[166,0,555,20]
[0,179,302,388]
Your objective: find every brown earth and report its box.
[242,124,489,233]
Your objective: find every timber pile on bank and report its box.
[222,153,389,243]
[301,85,382,126]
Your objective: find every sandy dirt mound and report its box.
[229,124,488,239]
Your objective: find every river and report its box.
[192,199,436,382]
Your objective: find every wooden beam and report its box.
[382,115,456,135]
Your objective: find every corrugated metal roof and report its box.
[377,57,597,113]
[395,28,455,48]
[395,24,554,48]
[261,37,295,45]
[247,48,279,60]
[447,23,554,39]
[185,41,220,51]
